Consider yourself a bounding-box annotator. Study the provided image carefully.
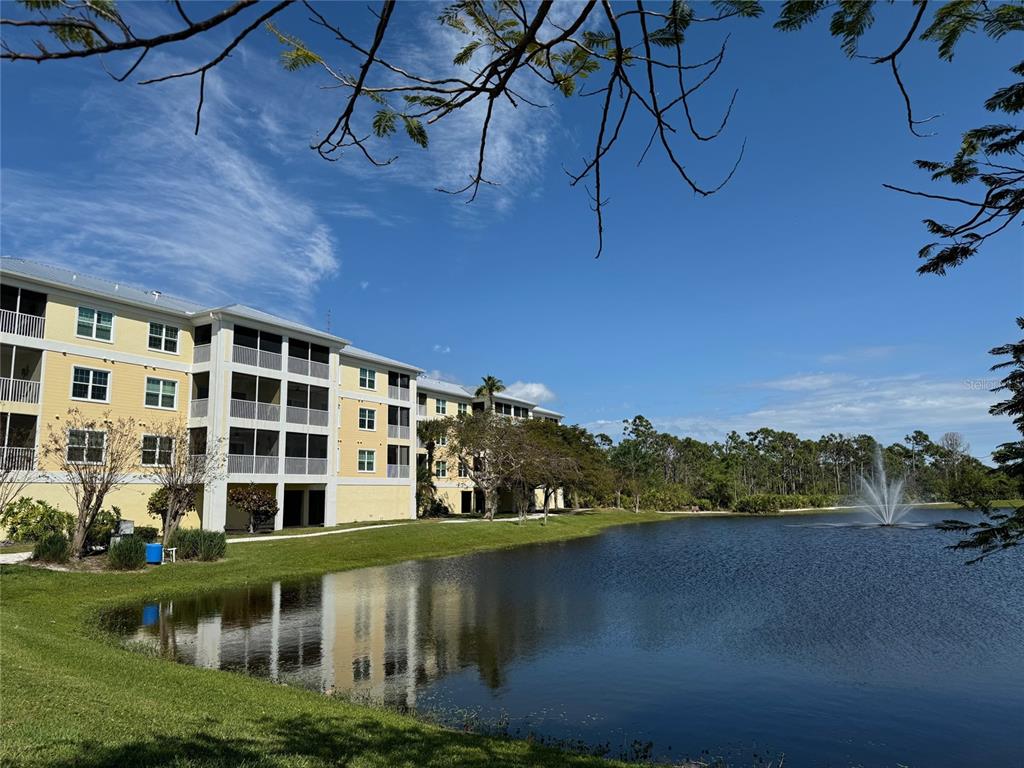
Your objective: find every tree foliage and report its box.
[227,483,278,533]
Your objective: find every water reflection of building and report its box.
[132,551,600,710]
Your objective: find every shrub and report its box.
[693,498,715,511]
[85,507,122,549]
[108,535,146,570]
[32,532,71,563]
[806,493,838,509]
[733,494,782,514]
[227,484,278,533]
[134,526,160,543]
[639,484,693,511]
[0,498,74,542]
[168,528,226,561]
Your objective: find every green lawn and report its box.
[1,510,673,768]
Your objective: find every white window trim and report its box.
[75,305,115,344]
[144,377,179,411]
[435,398,447,415]
[358,367,377,391]
[67,428,106,465]
[357,449,376,473]
[147,321,181,356]
[358,407,377,431]
[141,434,175,467]
[457,402,468,415]
[69,365,112,404]
[435,460,448,478]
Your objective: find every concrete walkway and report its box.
[0,551,32,565]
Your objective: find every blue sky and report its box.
[2,2,1021,458]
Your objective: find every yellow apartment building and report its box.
[0,257,564,531]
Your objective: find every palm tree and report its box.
[474,375,505,412]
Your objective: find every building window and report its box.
[141,435,174,466]
[76,306,113,341]
[495,402,513,416]
[458,402,468,415]
[71,367,109,401]
[145,378,178,409]
[514,406,529,418]
[359,367,376,389]
[458,460,469,478]
[148,322,179,353]
[435,398,447,415]
[436,435,448,447]
[68,429,105,464]
[434,460,448,478]
[358,407,376,430]
[357,449,375,472]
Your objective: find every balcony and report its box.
[227,454,279,474]
[0,378,41,404]
[388,385,411,402]
[0,446,35,470]
[230,398,280,422]
[386,464,410,479]
[193,344,211,364]
[232,344,281,371]
[0,308,45,339]
[189,398,208,418]
[416,405,427,418]
[287,356,330,380]
[285,405,329,427]
[284,456,328,475]
[388,424,410,440]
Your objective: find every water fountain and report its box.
[857,446,912,526]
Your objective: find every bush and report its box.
[134,526,160,543]
[806,493,838,509]
[168,528,226,561]
[693,498,715,511]
[107,535,146,570]
[639,484,693,511]
[0,498,74,542]
[733,494,783,514]
[85,507,122,549]
[32,532,71,563]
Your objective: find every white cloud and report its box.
[1,56,339,319]
[360,281,370,291]
[504,381,557,404]
[424,369,462,384]
[756,373,850,392]
[819,346,902,364]
[432,344,451,354]
[584,373,1014,459]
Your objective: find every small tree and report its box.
[143,419,225,543]
[447,412,515,521]
[474,375,505,413]
[416,418,449,517]
[42,409,139,558]
[227,484,278,533]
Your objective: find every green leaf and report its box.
[921,0,982,61]
[402,116,429,148]
[829,0,875,58]
[712,0,764,18]
[372,110,398,138]
[774,0,829,31]
[453,40,482,65]
[266,23,322,71]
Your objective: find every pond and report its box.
[104,509,1024,766]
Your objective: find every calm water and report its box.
[104,510,1024,767]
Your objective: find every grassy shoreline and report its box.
[1,510,683,768]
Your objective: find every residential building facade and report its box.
[1,258,564,531]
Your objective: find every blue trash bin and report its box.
[142,604,159,626]
[145,542,163,565]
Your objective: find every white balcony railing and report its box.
[387,464,410,479]
[387,424,411,440]
[285,405,329,427]
[416,405,427,417]
[388,385,411,402]
[0,446,35,470]
[232,345,281,371]
[230,398,280,422]
[284,456,328,475]
[287,357,330,380]
[227,454,279,474]
[193,344,211,364]
[189,398,209,418]
[0,378,41,404]
[0,309,45,339]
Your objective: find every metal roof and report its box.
[339,345,423,373]
[532,405,564,418]
[416,376,474,398]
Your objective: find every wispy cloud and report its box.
[584,373,1013,458]
[819,346,903,364]
[1,57,339,319]
[423,369,462,384]
[360,281,370,291]
[432,344,451,354]
[504,381,557,404]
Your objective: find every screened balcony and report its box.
[0,344,42,405]
[230,373,281,422]
[192,324,212,363]
[287,339,331,380]
[387,405,411,440]
[190,372,210,419]
[388,371,411,401]
[285,382,330,427]
[416,393,427,418]
[227,428,279,474]
[0,412,37,470]
[284,432,328,475]
[232,325,282,371]
[387,444,410,478]
[0,285,46,339]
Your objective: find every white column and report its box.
[269,580,281,682]
[274,481,284,530]
[195,614,222,669]
[203,316,229,531]
[408,377,418,520]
